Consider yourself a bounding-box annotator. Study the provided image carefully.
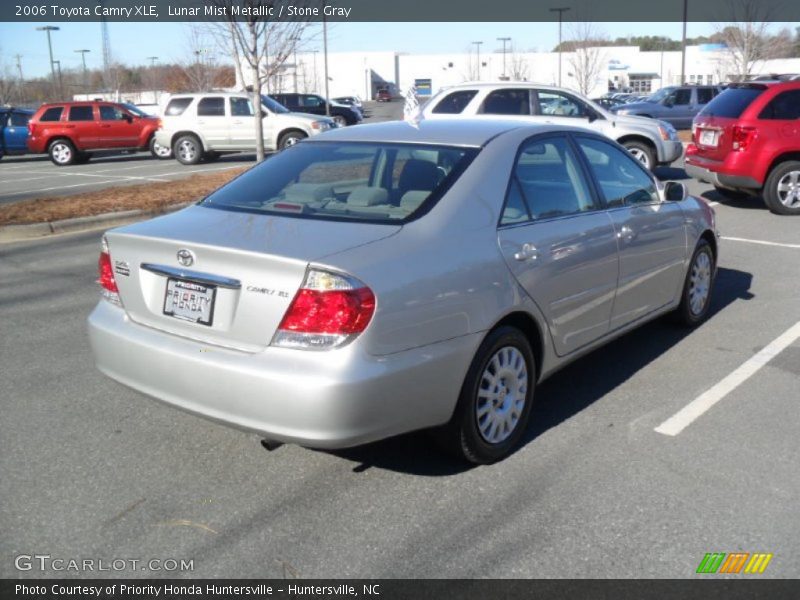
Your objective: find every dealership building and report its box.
[242,44,800,100]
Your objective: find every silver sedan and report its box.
[88,119,718,464]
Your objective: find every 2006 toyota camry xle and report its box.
[88,119,718,464]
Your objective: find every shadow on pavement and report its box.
[701,189,766,210]
[654,166,691,181]
[311,266,754,476]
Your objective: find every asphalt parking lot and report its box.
[1,109,799,579]
[0,101,400,206]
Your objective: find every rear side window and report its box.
[165,98,193,116]
[432,90,478,114]
[759,90,800,120]
[697,88,715,104]
[68,106,94,121]
[699,87,764,118]
[39,107,63,122]
[10,112,30,127]
[481,89,531,115]
[197,97,225,117]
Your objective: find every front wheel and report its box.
[173,135,202,165]
[674,239,715,326]
[332,115,347,127]
[149,136,172,159]
[763,161,800,215]
[435,326,536,464]
[622,140,655,171]
[278,130,307,150]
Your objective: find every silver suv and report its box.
[421,82,683,170]
[155,92,335,165]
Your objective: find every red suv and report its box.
[685,81,800,215]
[375,89,392,102]
[28,101,163,166]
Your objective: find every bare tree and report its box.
[208,1,313,162]
[566,22,608,96]
[181,25,219,92]
[461,44,480,81]
[714,0,793,81]
[508,46,530,81]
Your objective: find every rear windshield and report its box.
[699,87,764,118]
[202,142,478,224]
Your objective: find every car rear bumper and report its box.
[685,158,761,190]
[658,140,683,165]
[88,301,478,448]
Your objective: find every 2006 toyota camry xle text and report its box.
[88,119,719,463]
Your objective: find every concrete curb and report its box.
[0,202,193,244]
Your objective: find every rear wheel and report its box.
[622,140,655,171]
[48,139,77,166]
[174,135,202,165]
[278,130,307,150]
[435,326,535,464]
[763,161,800,215]
[674,239,715,326]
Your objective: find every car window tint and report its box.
[672,89,692,105]
[230,97,255,117]
[10,112,30,126]
[513,137,595,219]
[759,90,800,120]
[535,91,585,117]
[576,137,658,207]
[699,87,764,118]
[197,97,225,117]
[697,88,714,104]
[39,107,63,122]
[99,105,126,120]
[68,106,94,121]
[165,98,193,116]
[481,89,531,115]
[432,90,478,114]
[302,96,323,107]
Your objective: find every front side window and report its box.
[503,136,596,222]
[10,112,30,127]
[481,89,531,115]
[668,89,692,105]
[197,97,225,117]
[202,142,478,224]
[302,95,324,108]
[68,106,94,121]
[535,91,585,117]
[39,107,64,122]
[99,105,127,121]
[230,97,254,117]
[576,137,658,207]
[759,90,800,120]
[432,90,478,114]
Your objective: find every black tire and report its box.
[48,138,78,166]
[173,134,202,165]
[149,136,172,159]
[763,160,800,215]
[673,239,715,326]
[713,185,750,201]
[622,140,656,171]
[278,130,307,150]
[435,326,536,464]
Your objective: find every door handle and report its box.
[617,225,635,243]
[232,120,243,125]
[514,243,539,262]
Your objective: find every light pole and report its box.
[323,19,330,115]
[75,49,90,91]
[290,36,300,93]
[472,41,483,80]
[147,56,158,103]
[497,37,511,79]
[312,50,319,94]
[680,0,688,84]
[549,7,570,87]
[53,59,64,99]
[36,26,60,96]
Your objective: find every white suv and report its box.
[155,92,335,165]
[421,82,683,170]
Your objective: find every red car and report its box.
[27,101,164,166]
[375,89,392,102]
[685,81,800,215]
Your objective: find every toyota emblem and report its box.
[176,249,195,267]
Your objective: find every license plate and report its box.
[699,129,719,147]
[163,278,216,326]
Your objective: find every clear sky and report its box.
[0,21,786,79]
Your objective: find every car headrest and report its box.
[347,186,389,207]
[398,159,440,194]
[399,191,430,211]
[284,183,334,203]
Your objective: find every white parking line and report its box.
[721,236,800,250]
[655,321,800,436]
[0,179,124,198]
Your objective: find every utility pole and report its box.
[472,41,483,80]
[14,54,23,81]
[53,59,64,99]
[147,56,158,103]
[549,7,570,87]
[680,0,688,84]
[75,49,90,91]
[36,26,60,97]
[497,37,511,79]
[312,50,319,94]
[323,18,330,116]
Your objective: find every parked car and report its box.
[610,85,723,129]
[271,93,362,127]
[421,82,683,170]
[375,89,392,102]
[27,101,163,166]
[154,92,336,166]
[88,119,718,464]
[0,107,34,160]
[333,96,363,110]
[685,81,800,215]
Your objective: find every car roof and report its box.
[168,92,252,99]
[310,118,577,147]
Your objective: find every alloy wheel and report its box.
[776,170,800,208]
[475,346,528,445]
[689,251,712,316]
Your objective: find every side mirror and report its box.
[664,181,687,202]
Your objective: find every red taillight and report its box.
[731,126,757,152]
[98,250,118,293]
[685,143,699,156]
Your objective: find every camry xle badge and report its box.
[176,249,195,267]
